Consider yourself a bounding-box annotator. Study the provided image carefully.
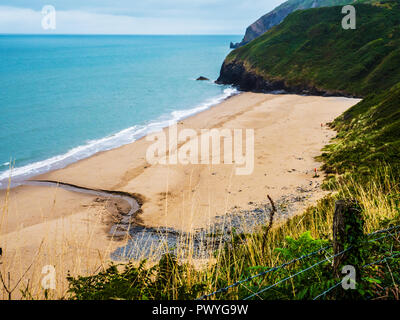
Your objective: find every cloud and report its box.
[0,1,284,34]
[0,7,39,33]
[0,6,234,34]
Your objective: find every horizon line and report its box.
[0,33,242,36]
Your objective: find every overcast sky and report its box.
[0,0,285,34]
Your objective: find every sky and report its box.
[0,0,285,35]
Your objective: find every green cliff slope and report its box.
[321,82,400,177]
[232,0,376,48]
[220,3,400,97]
[219,2,400,177]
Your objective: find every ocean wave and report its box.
[0,87,239,188]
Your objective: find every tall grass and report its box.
[1,165,398,299]
[0,178,129,300]
[65,165,400,300]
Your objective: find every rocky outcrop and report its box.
[216,61,285,92]
[216,60,357,97]
[196,76,210,81]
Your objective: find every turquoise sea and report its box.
[0,35,240,188]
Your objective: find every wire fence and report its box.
[197,224,400,301]
[368,224,400,236]
[313,245,400,300]
[243,248,350,300]
[313,281,342,300]
[196,245,331,300]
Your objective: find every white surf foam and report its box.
[0,87,239,188]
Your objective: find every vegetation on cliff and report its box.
[221,3,400,97]
[321,83,400,180]
[231,0,375,48]
[222,1,400,207]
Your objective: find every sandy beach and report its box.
[0,92,360,298]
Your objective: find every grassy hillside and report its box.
[221,1,400,199]
[321,83,400,180]
[232,0,376,48]
[220,3,400,97]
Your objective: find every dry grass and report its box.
[182,167,400,299]
[0,166,398,300]
[0,177,125,299]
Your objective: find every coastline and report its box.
[0,92,360,297]
[0,87,239,189]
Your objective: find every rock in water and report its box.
[196,76,209,81]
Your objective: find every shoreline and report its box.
[0,87,239,189]
[0,92,360,296]
[0,92,362,234]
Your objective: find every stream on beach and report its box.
[24,179,320,262]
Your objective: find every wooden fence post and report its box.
[332,200,365,299]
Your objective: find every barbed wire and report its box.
[367,224,400,236]
[368,229,400,242]
[196,245,331,300]
[243,248,350,300]
[363,251,400,268]
[311,237,400,300]
[197,224,400,301]
[364,226,400,266]
[312,251,400,301]
[313,280,342,300]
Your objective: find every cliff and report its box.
[221,2,400,177]
[220,4,400,97]
[230,0,374,49]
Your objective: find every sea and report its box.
[0,35,241,188]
